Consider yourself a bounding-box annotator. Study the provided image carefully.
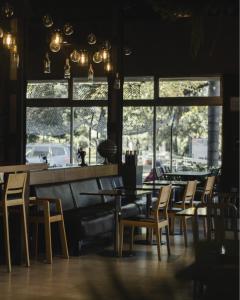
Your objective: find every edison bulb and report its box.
[0,27,4,38]
[103,40,111,50]
[49,41,61,52]
[2,2,14,18]
[51,31,63,45]
[104,60,113,72]
[79,50,88,66]
[70,50,80,63]
[42,14,53,28]
[124,46,132,56]
[63,23,74,36]
[3,32,14,49]
[101,49,109,62]
[87,33,96,45]
[92,51,102,64]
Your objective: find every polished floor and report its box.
[0,232,194,300]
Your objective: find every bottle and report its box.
[64,58,71,79]
[43,52,51,74]
[114,72,121,89]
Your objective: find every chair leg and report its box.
[119,223,124,257]
[203,218,207,237]
[58,220,69,259]
[165,226,171,256]
[156,226,161,261]
[22,204,30,267]
[3,205,11,272]
[182,217,188,247]
[129,226,134,252]
[170,215,175,235]
[44,214,52,264]
[34,223,39,259]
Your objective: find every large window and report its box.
[26,107,71,167]
[123,76,222,181]
[26,78,108,167]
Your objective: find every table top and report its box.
[80,189,151,197]
[165,171,211,177]
[144,180,191,186]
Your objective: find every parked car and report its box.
[26,143,70,167]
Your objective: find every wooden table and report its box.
[80,189,152,256]
[164,171,211,181]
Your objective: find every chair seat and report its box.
[174,200,201,206]
[122,214,155,223]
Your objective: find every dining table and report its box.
[164,170,211,181]
[79,189,152,256]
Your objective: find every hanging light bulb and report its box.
[88,64,94,82]
[49,41,61,52]
[0,27,4,39]
[87,33,96,45]
[101,48,109,62]
[92,51,102,64]
[2,2,14,18]
[79,50,88,66]
[124,46,132,56]
[63,23,74,36]
[103,40,111,50]
[42,14,53,28]
[70,50,80,63]
[3,32,14,49]
[43,52,51,74]
[51,31,63,45]
[64,58,71,79]
[104,60,113,72]
[114,73,121,89]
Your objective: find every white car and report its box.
[26,143,70,167]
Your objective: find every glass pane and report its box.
[156,106,222,172]
[159,77,221,97]
[73,107,108,165]
[26,80,68,99]
[123,106,154,181]
[123,76,154,100]
[26,107,70,167]
[73,78,108,100]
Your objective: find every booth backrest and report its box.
[70,179,102,208]
[35,183,75,211]
[98,177,115,203]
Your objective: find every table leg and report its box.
[146,193,152,243]
[114,195,121,256]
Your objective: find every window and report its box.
[123,76,222,181]
[26,79,108,167]
[159,77,221,97]
[73,78,108,100]
[73,107,108,165]
[26,80,68,99]
[123,76,154,100]
[122,106,154,179]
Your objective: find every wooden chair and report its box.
[169,180,197,246]
[0,172,30,272]
[119,185,172,261]
[191,202,239,299]
[29,197,69,264]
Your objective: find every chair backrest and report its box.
[4,172,27,202]
[201,176,215,203]
[182,180,197,208]
[194,202,238,245]
[153,185,172,221]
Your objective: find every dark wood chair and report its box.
[119,185,172,261]
[29,196,69,264]
[168,180,197,246]
[0,172,30,272]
